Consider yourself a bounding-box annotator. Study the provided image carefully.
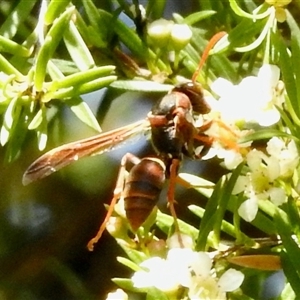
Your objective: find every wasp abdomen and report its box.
[124,158,165,231]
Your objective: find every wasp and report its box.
[23,32,227,251]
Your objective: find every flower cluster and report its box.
[131,247,244,299]
[233,137,299,221]
[197,64,285,172]
[210,64,284,127]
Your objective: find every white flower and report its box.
[211,64,283,126]
[188,268,244,300]
[131,249,244,298]
[132,256,177,291]
[188,254,244,300]
[233,137,298,221]
[266,137,299,178]
[132,248,195,292]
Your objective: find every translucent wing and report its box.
[23,119,150,185]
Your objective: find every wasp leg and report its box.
[167,158,184,247]
[87,153,140,251]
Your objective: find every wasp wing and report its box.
[23,119,150,185]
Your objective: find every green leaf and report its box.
[0,0,36,38]
[28,108,43,130]
[112,278,146,293]
[48,75,117,100]
[258,199,287,220]
[156,210,198,240]
[195,176,224,251]
[286,9,300,41]
[146,287,169,300]
[213,163,245,243]
[46,60,102,133]
[117,256,141,271]
[116,277,171,300]
[239,129,300,145]
[209,51,238,82]
[81,0,107,47]
[228,17,268,50]
[178,173,214,198]
[0,53,24,80]
[0,97,18,146]
[290,30,300,122]
[0,35,30,57]
[281,251,300,297]
[275,33,300,119]
[99,9,148,60]
[46,59,116,105]
[186,171,276,237]
[44,0,71,25]
[286,197,300,237]
[188,204,253,244]
[275,210,300,276]
[3,108,28,162]
[276,105,300,135]
[71,11,93,46]
[65,97,101,132]
[279,282,296,300]
[184,10,217,25]
[119,245,147,265]
[36,106,48,151]
[63,20,95,71]
[36,126,48,151]
[146,0,166,19]
[49,66,115,90]
[275,210,300,296]
[34,6,75,90]
[234,13,273,53]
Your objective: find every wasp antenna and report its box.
[192,31,227,83]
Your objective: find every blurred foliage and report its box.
[1,0,300,299]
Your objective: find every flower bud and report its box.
[147,239,167,257]
[147,19,174,48]
[170,24,192,51]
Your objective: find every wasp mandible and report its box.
[23,31,227,251]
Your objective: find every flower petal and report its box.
[268,187,286,206]
[238,197,258,222]
[191,252,213,277]
[218,269,244,292]
[258,64,280,88]
[210,77,233,97]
